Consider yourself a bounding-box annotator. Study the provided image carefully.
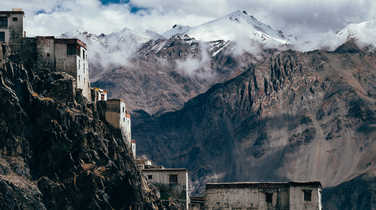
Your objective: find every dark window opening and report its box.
[47,53,50,57]
[147,175,152,180]
[169,174,178,185]
[12,17,18,22]
[122,107,125,113]
[0,17,8,28]
[0,32,5,42]
[67,44,77,56]
[265,192,273,204]
[304,190,312,201]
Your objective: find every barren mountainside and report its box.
[93,35,268,115]
[133,42,376,202]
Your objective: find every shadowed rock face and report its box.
[0,45,163,210]
[323,169,376,210]
[133,46,376,196]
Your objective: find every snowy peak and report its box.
[162,10,288,47]
[336,19,376,47]
[162,24,192,39]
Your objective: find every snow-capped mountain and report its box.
[162,24,192,39]
[337,19,376,47]
[163,10,288,47]
[61,27,159,50]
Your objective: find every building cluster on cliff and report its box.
[0,9,135,157]
[1,9,323,210]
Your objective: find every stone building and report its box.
[143,168,190,209]
[99,99,132,144]
[202,181,322,210]
[91,87,108,102]
[30,36,91,100]
[135,157,153,170]
[0,9,24,48]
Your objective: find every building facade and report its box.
[203,182,322,210]
[91,87,108,102]
[100,99,132,144]
[143,168,190,209]
[30,37,91,100]
[0,9,24,47]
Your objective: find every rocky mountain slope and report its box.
[0,44,164,209]
[323,169,376,210]
[67,11,286,115]
[92,35,269,115]
[133,41,376,196]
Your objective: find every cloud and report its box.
[176,42,215,79]
[1,0,375,73]
[3,0,374,37]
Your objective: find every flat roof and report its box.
[206,181,322,189]
[143,168,188,172]
[0,11,24,15]
[107,98,124,102]
[55,38,87,49]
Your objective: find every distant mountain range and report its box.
[63,11,376,210]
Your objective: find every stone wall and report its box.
[204,182,321,210]
[143,169,189,209]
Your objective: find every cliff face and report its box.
[134,44,376,195]
[0,44,160,210]
[323,169,376,210]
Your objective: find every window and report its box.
[12,17,18,22]
[0,32,5,42]
[0,17,7,28]
[147,175,152,180]
[67,44,76,56]
[265,192,273,204]
[122,107,125,113]
[169,174,178,185]
[83,50,86,60]
[304,190,312,201]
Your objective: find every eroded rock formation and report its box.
[0,44,162,210]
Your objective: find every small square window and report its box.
[265,192,273,203]
[67,44,76,56]
[304,190,312,201]
[12,17,18,22]
[0,32,5,42]
[0,17,8,28]
[147,175,152,180]
[169,174,178,185]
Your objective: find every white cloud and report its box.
[3,0,374,37]
[176,42,215,79]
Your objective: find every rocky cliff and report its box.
[0,44,162,210]
[133,42,376,199]
[323,169,376,210]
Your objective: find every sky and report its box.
[0,0,375,38]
